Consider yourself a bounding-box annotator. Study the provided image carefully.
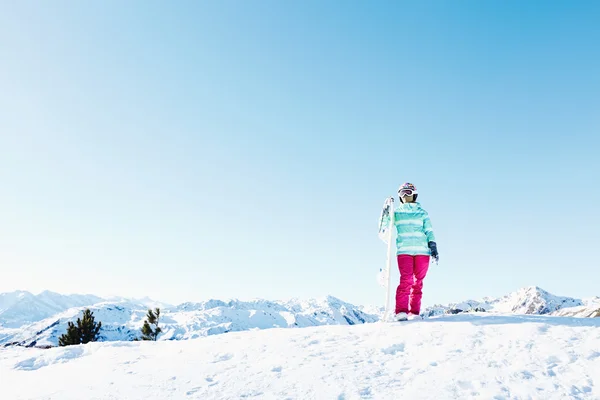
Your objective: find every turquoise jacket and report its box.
[382,202,436,256]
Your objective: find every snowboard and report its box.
[377,197,396,322]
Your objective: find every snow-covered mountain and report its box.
[0,290,172,330]
[552,297,600,318]
[0,291,104,329]
[0,295,378,348]
[423,286,595,317]
[2,286,598,349]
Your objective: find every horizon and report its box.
[2,2,599,308]
[3,284,598,309]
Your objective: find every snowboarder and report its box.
[381,183,438,321]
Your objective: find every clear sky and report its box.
[1,1,599,307]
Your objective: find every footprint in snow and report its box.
[359,387,372,398]
[212,353,233,363]
[271,366,283,373]
[519,371,535,380]
[587,351,600,360]
[381,343,405,355]
[457,381,473,390]
[186,387,201,396]
[240,391,264,398]
[571,385,592,395]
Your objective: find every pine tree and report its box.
[58,321,81,346]
[79,309,102,344]
[58,309,102,346]
[141,308,162,341]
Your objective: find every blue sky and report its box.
[1,1,599,307]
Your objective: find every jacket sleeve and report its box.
[423,212,436,242]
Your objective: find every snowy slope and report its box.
[0,301,148,347]
[1,313,599,399]
[552,297,600,318]
[0,291,174,331]
[0,296,378,347]
[423,286,586,317]
[0,291,104,329]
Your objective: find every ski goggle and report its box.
[398,189,416,197]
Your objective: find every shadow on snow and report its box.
[414,313,600,327]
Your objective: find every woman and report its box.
[385,182,439,321]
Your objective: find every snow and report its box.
[423,286,589,317]
[553,298,600,318]
[3,286,599,350]
[1,313,599,399]
[0,291,172,330]
[0,291,104,328]
[0,296,378,347]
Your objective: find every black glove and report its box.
[428,241,439,262]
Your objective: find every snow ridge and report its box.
[0,296,378,348]
[0,291,104,329]
[423,286,594,317]
[2,286,599,349]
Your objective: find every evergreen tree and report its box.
[58,309,102,346]
[58,321,81,346]
[141,308,162,341]
[79,309,102,344]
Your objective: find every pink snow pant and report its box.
[395,255,430,315]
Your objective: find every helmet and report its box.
[398,182,418,203]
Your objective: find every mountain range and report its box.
[1,286,598,348]
[422,286,600,317]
